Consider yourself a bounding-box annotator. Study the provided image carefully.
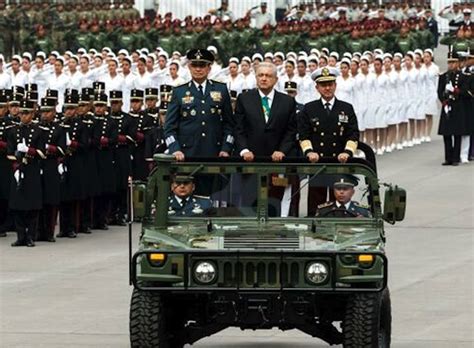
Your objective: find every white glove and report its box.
[66,132,71,146]
[17,138,28,153]
[14,170,20,184]
[445,82,454,93]
[58,163,65,175]
[45,144,50,150]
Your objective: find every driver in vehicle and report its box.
[168,175,212,216]
[315,176,371,218]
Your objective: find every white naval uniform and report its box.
[48,72,70,112]
[396,68,409,124]
[0,71,12,89]
[122,71,137,113]
[414,66,428,120]
[385,70,399,126]
[135,71,153,91]
[11,70,29,87]
[405,67,419,120]
[101,73,124,96]
[239,72,256,91]
[335,75,355,105]
[28,67,51,100]
[424,63,440,116]
[373,72,389,129]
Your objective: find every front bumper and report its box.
[131,250,387,293]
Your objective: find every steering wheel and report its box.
[318,206,359,217]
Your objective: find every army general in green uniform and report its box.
[164,48,234,161]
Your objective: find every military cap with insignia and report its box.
[160,85,173,93]
[0,89,9,105]
[81,87,95,98]
[40,97,56,110]
[93,81,106,94]
[173,174,194,183]
[25,83,38,92]
[65,89,79,98]
[64,93,79,107]
[145,87,159,99]
[20,99,35,112]
[284,81,298,92]
[78,93,91,104]
[311,67,339,83]
[93,93,108,105]
[332,175,359,188]
[186,48,215,64]
[110,90,123,101]
[130,89,144,100]
[447,50,459,62]
[26,91,39,102]
[12,85,25,97]
[45,89,59,100]
[9,93,23,105]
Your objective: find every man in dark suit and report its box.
[297,67,360,215]
[234,62,297,216]
[234,62,297,161]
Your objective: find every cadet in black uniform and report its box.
[129,89,152,181]
[164,48,234,161]
[297,67,360,215]
[59,92,86,238]
[110,90,134,225]
[437,52,469,166]
[0,90,14,237]
[8,86,24,125]
[144,87,167,165]
[168,175,213,217]
[77,88,98,234]
[7,100,45,247]
[92,93,118,229]
[37,97,65,242]
[315,176,371,218]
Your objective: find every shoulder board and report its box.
[353,201,369,209]
[317,202,332,209]
[38,125,50,131]
[5,124,15,129]
[194,195,211,200]
[61,123,70,128]
[82,119,94,124]
[210,79,225,85]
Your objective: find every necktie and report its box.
[198,84,204,97]
[262,96,270,122]
[181,198,187,208]
[324,102,331,115]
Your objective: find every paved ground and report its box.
[0,130,473,348]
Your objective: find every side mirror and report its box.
[132,181,147,221]
[383,186,406,224]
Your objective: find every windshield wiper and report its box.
[288,165,327,201]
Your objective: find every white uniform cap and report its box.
[102,47,112,53]
[343,52,352,59]
[311,66,339,82]
[297,56,308,63]
[158,51,169,59]
[77,48,87,55]
[264,52,274,59]
[274,52,285,59]
[286,51,297,59]
[12,55,22,62]
[414,49,423,56]
[118,49,129,56]
[22,52,33,61]
[36,51,47,59]
[251,53,263,61]
[329,51,339,60]
[242,56,252,64]
[310,48,320,57]
[374,48,384,55]
[308,54,319,63]
[228,57,239,64]
[340,57,351,66]
[50,51,60,58]
[424,48,433,56]
[394,52,403,59]
[207,45,218,54]
[298,51,308,57]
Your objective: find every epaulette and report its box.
[317,202,332,209]
[38,125,50,131]
[353,201,369,209]
[194,194,211,200]
[210,79,226,85]
[5,124,15,129]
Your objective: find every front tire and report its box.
[343,288,392,348]
[129,288,184,348]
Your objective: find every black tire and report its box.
[343,288,392,348]
[129,288,184,348]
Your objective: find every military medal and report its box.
[210,91,222,102]
[338,112,348,123]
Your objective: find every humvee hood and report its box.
[141,221,384,252]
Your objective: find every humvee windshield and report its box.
[147,160,378,221]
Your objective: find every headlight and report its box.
[306,262,329,284]
[194,261,217,284]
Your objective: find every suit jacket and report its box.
[234,88,297,156]
[298,98,359,158]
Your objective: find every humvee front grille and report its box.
[220,260,301,288]
[223,234,300,249]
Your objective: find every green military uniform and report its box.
[394,34,415,54]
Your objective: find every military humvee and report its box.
[129,148,406,348]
